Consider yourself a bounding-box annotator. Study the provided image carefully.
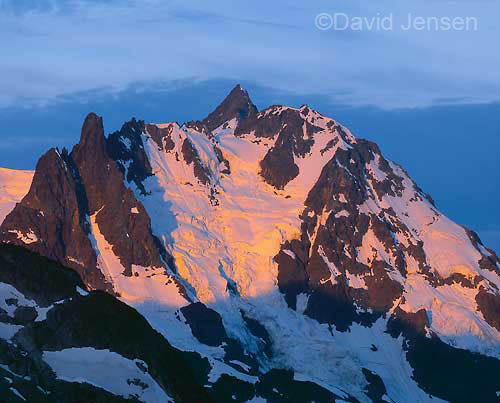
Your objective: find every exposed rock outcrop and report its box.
[202,84,257,131]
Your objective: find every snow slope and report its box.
[0,168,33,224]
[43,348,173,402]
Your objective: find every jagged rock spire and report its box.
[77,112,106,154]
[202,84,257,131]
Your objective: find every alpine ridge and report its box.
[1,85,499,402]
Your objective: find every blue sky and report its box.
[0,0,499,251]
[1,0,499,108]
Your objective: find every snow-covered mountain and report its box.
[0,85,499,402]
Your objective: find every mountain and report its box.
[0,243,211,402]
[1,85,500,402]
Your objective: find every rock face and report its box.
[202,84,257,131]
[0,147,108,291]
[71,114,168,277]
[107,118,153,194]
[237,106,324,189]
[276,139,412,330]
[0,244,210,402]
[1,85,500,402]
[0,113,180,297]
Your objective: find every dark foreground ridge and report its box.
[0,243,212,402]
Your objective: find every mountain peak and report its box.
[202,84,257,131]
[226,84,249,100]
[78,112,106,153]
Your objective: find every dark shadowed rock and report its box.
[208,374,255,402]
[0,148,109,292]
[387,309,500,403]
[71,113,169,277]
[362,368,387,403]
[207,368,357,403]
[259,109,320,189]
[145,123,177,152]
[235,106,322,189]
[16,291,213,402]
[475,288,500,331]
[107,118,153,194]
[387,307,430,339]
[0,247,212,402]
[0,336,142,403]
[181,138,211,185]
[13,306,38,325]
[275,243,309,310]
[255,368,357,403]
[180,303,260,374]
[0,244,84,306]
[202,84,257,131]
[259,141,300,190]
[214,145,231,175]
[181,302,227,347]
[241,310,273,358]
[465,228,500,275]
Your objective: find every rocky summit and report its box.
[1,85,499,402]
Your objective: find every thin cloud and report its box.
[0,0,499,108]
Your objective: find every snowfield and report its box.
[0,168,33,224]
